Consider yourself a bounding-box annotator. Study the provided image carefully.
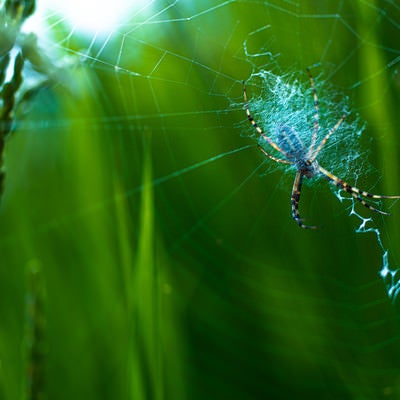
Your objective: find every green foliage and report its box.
[1,1,400,400]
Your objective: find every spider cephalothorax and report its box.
[243,69,400,228]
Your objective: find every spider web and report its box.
[2,1,400,399]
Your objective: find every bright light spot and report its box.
[51,0,129,33]
[36,0,154,35]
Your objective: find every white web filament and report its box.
[348,197,400,302]
[244,69,366,180]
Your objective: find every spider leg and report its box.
[309,113,347,162]
[306,68,320,157]
[318,166,400,215]
[242,80,289,157]
[291,170,318,229]
[258,145,293,164]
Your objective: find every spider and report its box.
[243,69,400,229]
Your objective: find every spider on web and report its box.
[243,69,400,229]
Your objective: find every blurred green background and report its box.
[1,0,400,399]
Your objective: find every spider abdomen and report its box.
[276,125,307,160]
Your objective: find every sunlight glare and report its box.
[40,0,152,34]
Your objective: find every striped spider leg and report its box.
[243,71,400,228]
